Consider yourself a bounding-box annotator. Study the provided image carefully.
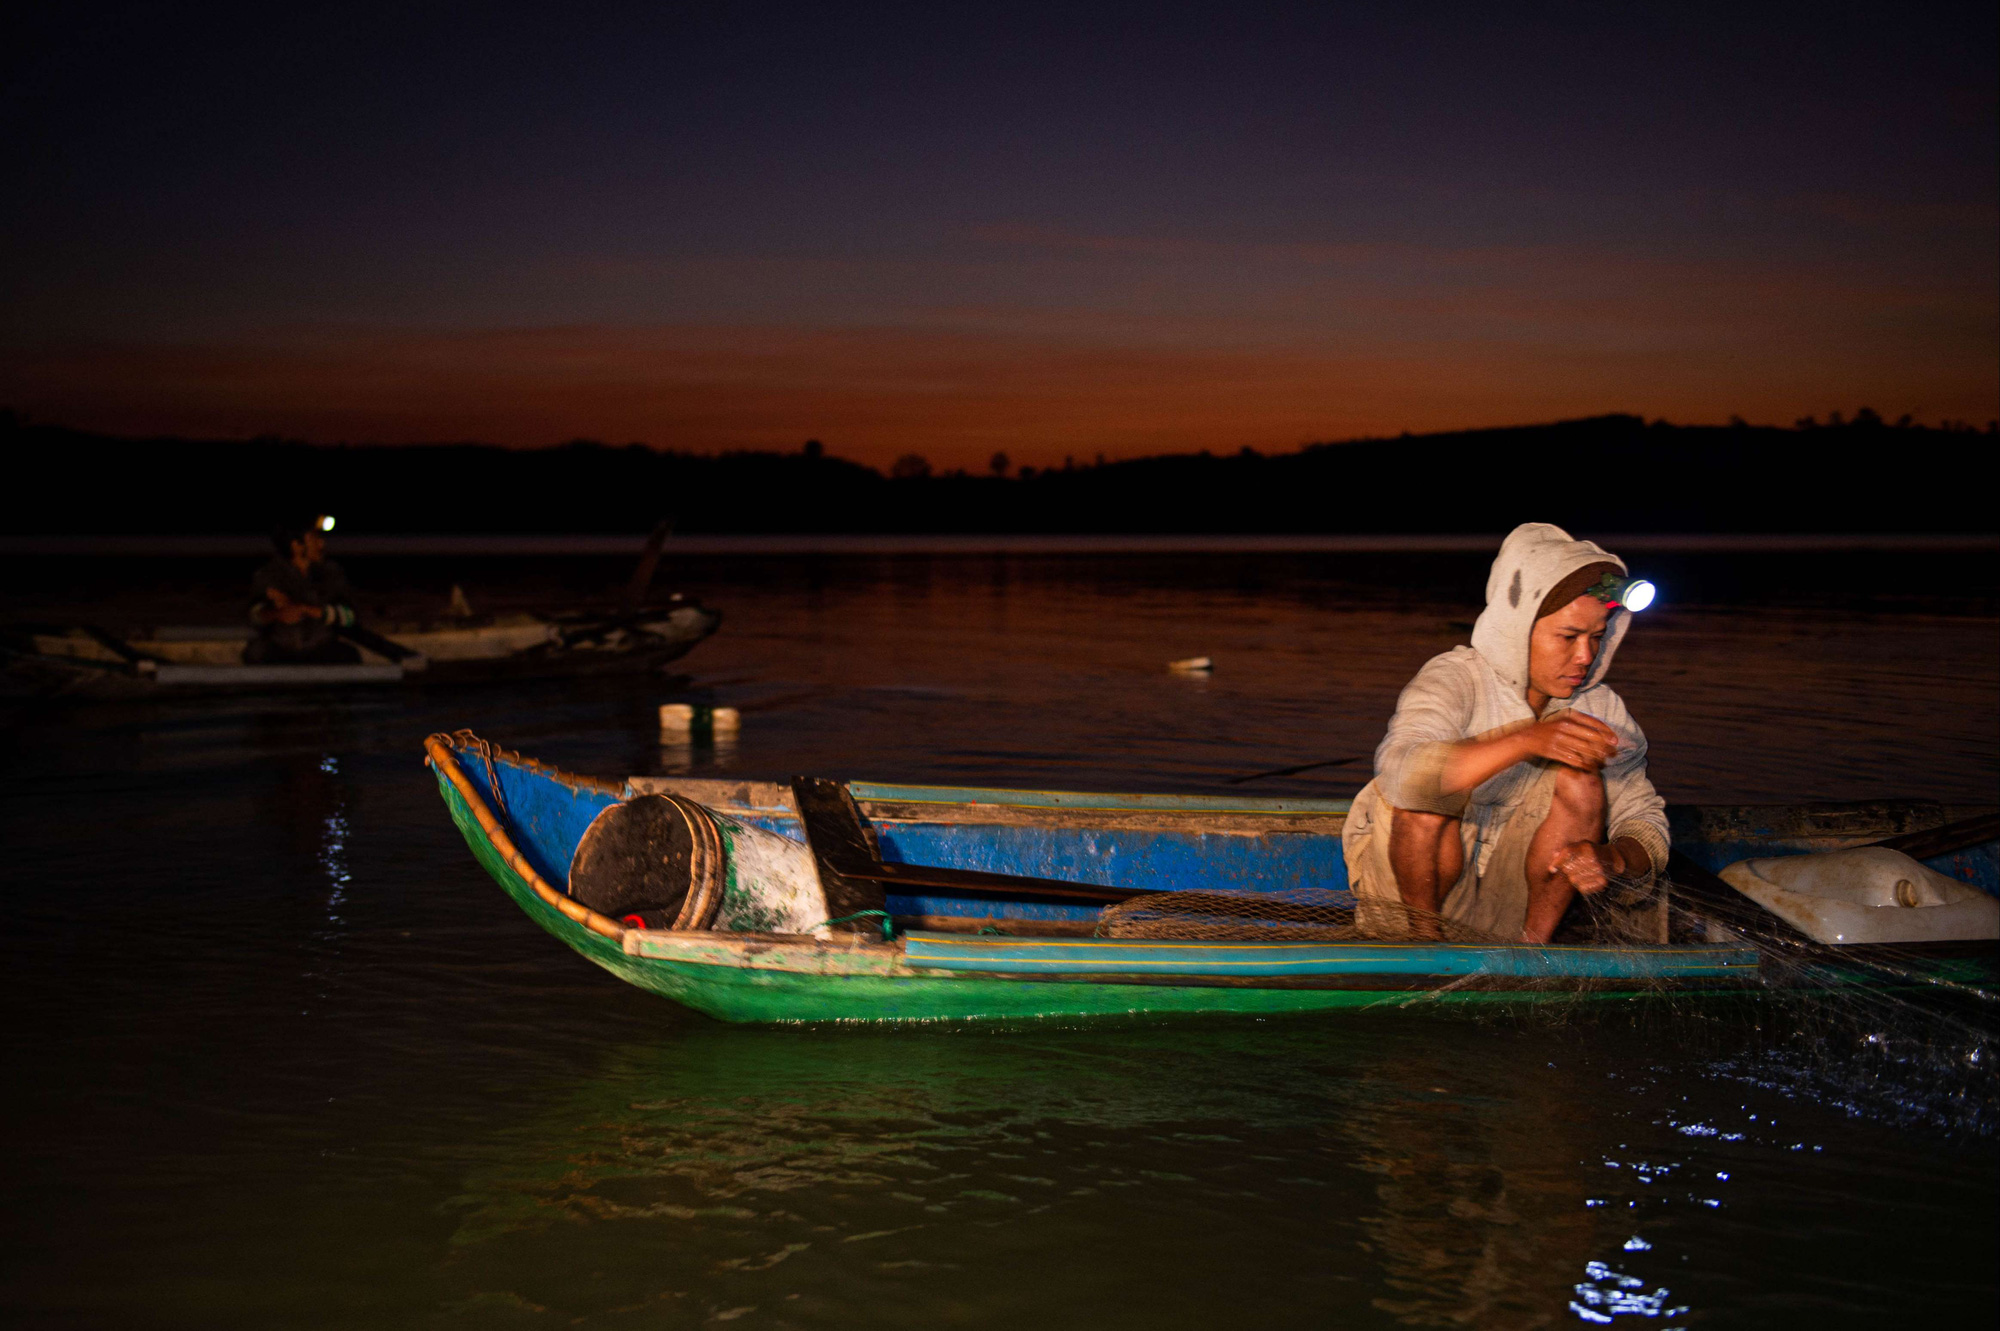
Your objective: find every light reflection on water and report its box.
[1570,1259,1680,1325]
[319,754,351,923]
[0,556,1994,1327]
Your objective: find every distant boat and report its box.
[4,598,721,698]
[425,731,1999,1025]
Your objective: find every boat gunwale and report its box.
[613,924,1758,985]
[633,777,1999,845]
[433,730,625,797]
[622,777,1356,826]
[897,970,1759,992]
[847,781,1353,815]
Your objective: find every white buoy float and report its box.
[1168,656,1213,673]
[660,703,741,735]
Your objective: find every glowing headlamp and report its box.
[1584,572,1656,612]
[317,515,336,533]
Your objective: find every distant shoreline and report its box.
[6,532,1994,557]
[10,414,1998,543]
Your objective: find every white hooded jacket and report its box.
[1368,523,1670,878]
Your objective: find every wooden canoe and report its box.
[425,731,1999,1025]
[3,599,720,698]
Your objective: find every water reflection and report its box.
[657,731,739,776]
[1570,1258,1682,1324]
[429,1021,1713,1327]
[3,557,1994,1328]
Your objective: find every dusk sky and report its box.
[5,1,1994,468]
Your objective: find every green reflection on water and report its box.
[436,1018,1612,1328]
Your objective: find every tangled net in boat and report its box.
[1096,877,1671,946]
[1094,887,1507,944]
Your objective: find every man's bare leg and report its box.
[1521,765,1606,943]
[1387,808,1464,938]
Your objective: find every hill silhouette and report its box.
[3,411,1992,535]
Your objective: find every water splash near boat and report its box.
[1097,874,2000,1135]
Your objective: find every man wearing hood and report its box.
[1343,523,1669,944]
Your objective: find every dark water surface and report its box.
[4,555,1997,1328]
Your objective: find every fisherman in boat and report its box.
[244,517,363,665]
[1343,522,1669,944]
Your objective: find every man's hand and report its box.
[1548,840,1616,895]
[264,587,321,625]
[1522,713,1619,771]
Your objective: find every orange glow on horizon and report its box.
[5,317,1993,469]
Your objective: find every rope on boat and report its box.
[451,727,509,817]
[818,909,895,942]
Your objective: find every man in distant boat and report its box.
[1343,523,1669,944]
[245,517,363,665]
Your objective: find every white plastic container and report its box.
[1719,846,2000,944]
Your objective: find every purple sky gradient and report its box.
[4,2,1994,464]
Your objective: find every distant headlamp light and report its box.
[1583,572,1655,612]
[317,515,336,533]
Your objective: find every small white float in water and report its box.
[660,703,741,734]
[1169,656,1213,673]
[1720,846,2000,944]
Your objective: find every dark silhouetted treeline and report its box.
[3,411,1994,534]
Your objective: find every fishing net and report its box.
[1094,887,1501,942]
[1093,880,1669,946]
[1098,877,1999,1137]
[1530,871,2000,1136]
[1095,886,1353,940]
[1090,834,2000,1136]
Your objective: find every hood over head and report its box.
[1470,523,1632,701]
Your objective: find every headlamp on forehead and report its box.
[1584,572,1656,612]
[317,515,336,533]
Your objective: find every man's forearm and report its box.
[1439,731,1537,795]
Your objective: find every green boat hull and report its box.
[430,732,2000,1024]
[439,768,1683,1024]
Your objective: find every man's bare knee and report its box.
[1389,807,1457,863]
[1391,807,1455,839]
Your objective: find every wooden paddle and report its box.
[791,777,1157,913]
[79,624,158,669]
[337,622,426,666]
[621,518,674,612]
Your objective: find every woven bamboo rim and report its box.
[433,729,626,797]
[425,731,627,942]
